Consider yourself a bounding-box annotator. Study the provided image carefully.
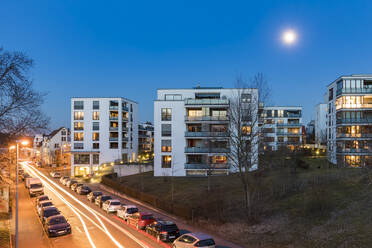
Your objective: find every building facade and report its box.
[261,106,303,151]
[327,74,372,167]
[154,87,258,177]
[138,122,154,161]
[70,98,138,176]
[315,103,327,145]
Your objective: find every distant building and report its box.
[306,120,315,143]
[138,122,154,161]
[70,97,138,176]
[315,103,327,145]
[327,74,372,167]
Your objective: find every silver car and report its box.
[172,233,216,248]
[117,205,138,221]
[102,199,121,213]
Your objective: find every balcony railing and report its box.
[336,118,372,124]
[109,116,119,120]
[336,104,372,110]
[337,88,372,96]
[336,148,372,154]
[122,137,129,141]
[184,147,230,153]
[109,127,118,131]
[185,131,228,137]
[122,127,128,131]
[109,137,118,141]
[122,105,129,111]
[277,141,302,145]
[109,106,119,110]
[286,113,302,118]
[336,133,372,138]
[276,132,302,136]
[276,123,302,127]
[184,163,230,170]
[122,117,128,121]
[185,115,229,121]
[185,98,229,105]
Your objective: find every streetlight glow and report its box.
[282,29,297,45]
[21,140,29,146]
[9,145,16,150]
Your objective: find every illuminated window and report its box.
[277,119,284,124]
[188,109,202,117]
[161,108,172,121]
[288,128,300,134]
[74,122,84,130]
[92,132,99,141]
[74,132,84,141]
[345,155,361,167]
[161,140,171,152]
[278,110,284,117]
[93,111,100,120]
[93,154,99,164]
[161,155,172,168]
[74,111,84,120]
[74,154,89,164]
[242,126,251,135]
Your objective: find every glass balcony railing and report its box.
[336,133,372,138]
[184,147,230,153]
[109,116,119,120]
[122,117,128,121]
[336,88,372,96]
[122,105,129,111]
[109,106,119,110]
[276,123,302,127]
[336,104,372,110]
[184,163,230,170]
[122,137,129,141]
[336,118,372,124]
[185,98,229,105]
[336,148,372,154]
[109,127,118,131]
[286,113,302,117]
[185,131,228,137]
[109,137,118,141]
[276,132,302,136]
[185,115,229,121]
[277,141,301,145]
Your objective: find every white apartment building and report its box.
[138,122,154,159]
[262,106,303,151]
[315,103,327,145]
[71,98,138,176]
[327,74,372,167]
[154,87,258,177]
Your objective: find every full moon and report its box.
[282,30,297,45]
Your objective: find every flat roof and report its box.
[327,74,372,87]
[71,97,138,104]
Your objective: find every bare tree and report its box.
[0,47,49,137]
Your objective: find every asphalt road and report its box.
[20,161,170,248]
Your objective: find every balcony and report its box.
[185,131,228,137]
[122,137,129,142]
[122,117,129,121]
[185,115,229,122]
[109,116,119,120]
[286,113,302,118]
[277,141,301,146]
[185,98,229,105]
[337,88,372,96]
[122,105,129,111]
[336,133,372,138]
[276,123,302,127]
[336,148,372,154]
[336,118,372,124]
[122,127,128,131]
[109,137,118,141]
[185,147,230,153]
[276,132,302,136]
[184,163,230,170]
[336,103,372,110]
[109,106,119,110]
[109,127,118,131]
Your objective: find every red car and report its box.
[127,212,155,230]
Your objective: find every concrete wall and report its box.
[113,164,153,177]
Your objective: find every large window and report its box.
[74,111,84,120]
[74,101,84,110]
[161,155,172,168]
[161,108,172,121]
[161,140,171,152]
[74,154,89,164]
[93,143,99,149]
[110,143,118,149]
[74,122,84,130]
[93,111,100,120]
[93,101,99,110]
[92,132,99,141]
[74,132,84,141]
[93,122,99,131]
[161,124,171,136]
[93,154,99,164]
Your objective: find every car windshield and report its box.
[45,209,59,217]
[82,186,90,190]
[41,202,53,207]
[127,208,138,214]
[196,239,216,247]
[70,181,77,184]
[38,196,49,201]
[102,196,112,201]
[31,183,42,188]
[141,215,154,220]
[48,217,67,225]
[93,192,102,196]
[162,224,178,232]
[111,201,120,205]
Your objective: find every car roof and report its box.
[39,200,52,204]
[43,206,58,211]
[37,195,49,199]
[185,233,213,240]
[109,199,120,202]
[157,220,175,225]
[125,205,137,208]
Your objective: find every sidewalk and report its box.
[0,175,12,248]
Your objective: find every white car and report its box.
[117,205,138,221]
[172,233,216,248]
[37,200,54,216]
[102,199,121,213]
[50,172,61,178]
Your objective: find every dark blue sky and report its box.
[2,0,372,130]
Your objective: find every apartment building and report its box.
[70,97,138,176]
[327,74,372,167]
[138,122,154,161]
[315,103,327,145]
[154,87,258,177]
[262,106,303,151]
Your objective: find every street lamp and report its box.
[9,140,29,248]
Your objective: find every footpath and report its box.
[0,175,13,248]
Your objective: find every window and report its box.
[61,137,66,141]
[93,154,99,164]
[74,132,84,141]
[110,143,118,149]
[74,101,84,110]
[54,144,60,149]
[73,143,83,149]
[74,111,84,120]
[93,122,99,131]
[161,124,171,136]
[161,108,172,121]
[161,140,171,152]
[92,132,99,141]
[278,110,284,118]
[161,155,172,168]
[93,111,100,120]
[74,122,84,130]
[165,94,182,100]
[277,119,284,124]
[61,130,66,135]
[329,88,334,101]
[93,143,99,149]
[93,101,99,109]
[242,126,251,135]
[74,154,89,164]
[241,93,251,103]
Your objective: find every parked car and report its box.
[102,199,122,213]
[172,233,216,248]
[43,215,71,237]
[77,185,91,195]
[60,176,69,184]
[146,220,180,242]
[63,178,71,186]
[50,172,61,178]
[40,206,60,224]
[127,212,155,230]
[87,191,102,202]
[21,172,30,181]
[37,200,54,216]
[71,183,83,192]
[66,180,77,188]
[95,195,112,208]
[117,205,138,221]
[36,195,50,205]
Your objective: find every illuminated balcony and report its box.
[185,115,229,122]
[184,163,230,170]
[185,147,230,153]
[185,131,228,137]
[336,88,372,96]
[185,98,229,105]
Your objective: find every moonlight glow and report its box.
[282,30,297,45]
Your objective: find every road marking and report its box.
[76,226,83,233]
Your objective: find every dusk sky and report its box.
[2,0,372,131]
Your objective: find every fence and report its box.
[101,174,192,220]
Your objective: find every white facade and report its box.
[154,87,258,177]
[315,103,327,145]
[327,74,372,166]
[262,106,303,151]
[70,97,138,176]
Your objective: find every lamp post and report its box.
[9,140,28,248]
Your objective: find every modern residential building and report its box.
[327,74,372,167]
[138,122,154,161]
[70,97,138,176]
[154,87,258,177]
[315,103,327,145]
[306,120,315,143]
[261,106,303,151]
